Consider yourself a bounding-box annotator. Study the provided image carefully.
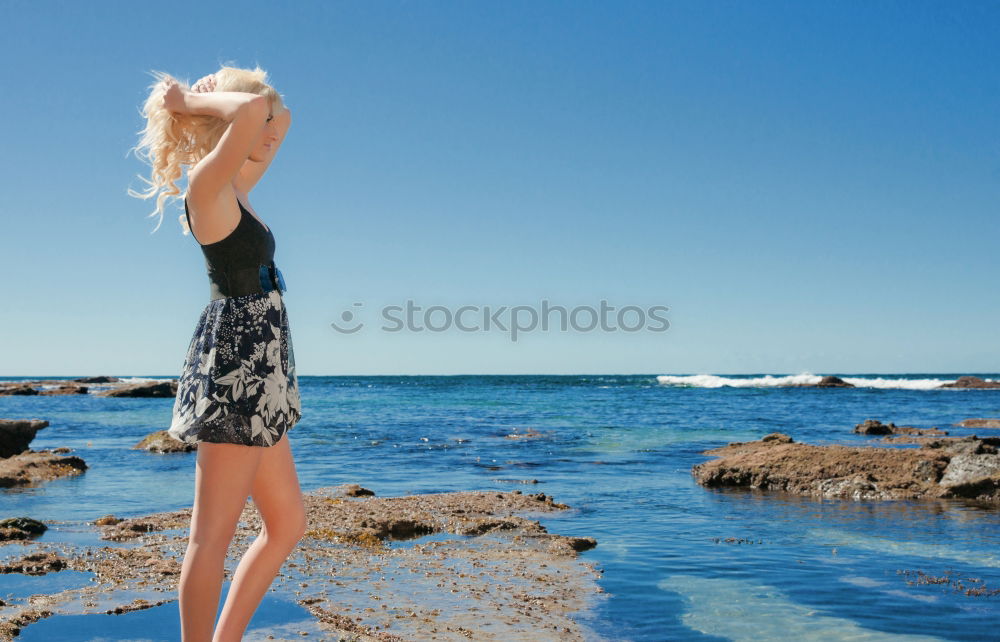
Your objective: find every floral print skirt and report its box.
[168,290,301,448]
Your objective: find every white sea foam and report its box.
[807,527,1000,568]
[659,574,943,641]
[115,376,175,385]
[655,373,992,390]
[656,373,823,388]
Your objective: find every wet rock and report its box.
[0,517,47,542]
[305,489,579,545]
[956,418,1000,429]
[920,435,999,456]
[105,597,174,614]
[938,453,1000,502]
[854,419,946,437]
[554,535,598,553]
[689,434,1000,504]
[762,432,794,444]
[940,376,1000,389]
[98,511,190,542]
[333,483,375,497]
[528,492,571,509]
[38,385,88,396]
[0,451,87,488]
[455,516,546,536]
[521,533,599,556]
[0,385,39,396]
[1,489,601,641]
[0,551,68,574]
[298,605,407,642]
[814,474,893,500]
[0,419,50,458]
[97,381,177,398]
[73,376,120,383]
[92,515,123,526]
[789,376,854,388]
[134,430,196,453]
[913,458,943,483]
[505,428,549,439]
[0,608,53,640]
[359,517,436,540]
[855,419,893,435]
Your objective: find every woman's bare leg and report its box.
[212,431,307,642]
[177,441,263,642]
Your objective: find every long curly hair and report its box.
[127,64,286,235]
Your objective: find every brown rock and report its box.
[505,428,550,439]
[0,419,50,458]
[0,550,67,574]
[920,435,1000,456]
[332,483,375,497]
[956,418,1000,429]
[134,430,196,453]
[3,489,601,641]
[0,608,53,640]
[940,376,1000,389]
[98,381,177,398]
[855,419,894,435]
[0,451,87,488]
[93,515,123,526]
[0,385,39,396]
[789,376,854,388]
[690,433,1000,504]
[73,376,120,383]
[939,452,1000,501]
[38,385,88,395]
[0,517,47,542]
[854,419,946,436]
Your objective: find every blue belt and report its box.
[208,262,287,301]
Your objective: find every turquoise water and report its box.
[2,374,999,640]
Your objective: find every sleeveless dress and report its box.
[167,194,301,447]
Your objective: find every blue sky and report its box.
[3,0,998,376]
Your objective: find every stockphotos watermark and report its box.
[330,299,670,342]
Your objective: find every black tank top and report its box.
[184,194,279,300]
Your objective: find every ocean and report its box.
[1,373,999,641]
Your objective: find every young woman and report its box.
[129,65,305,642]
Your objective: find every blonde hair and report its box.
[126,64,286,235]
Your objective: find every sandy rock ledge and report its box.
[0,488,603,641]
[693,432,1000,506]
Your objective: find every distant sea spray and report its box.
[654,373,997,390]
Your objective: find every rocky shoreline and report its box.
[0,377,176,398]
[0,485,601,641]
[0,412,603,640]
[692,417,1000,506]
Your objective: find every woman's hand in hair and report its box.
[161,77,188,116]
[191,73,217,93]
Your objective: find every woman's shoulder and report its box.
[184,175,243,245]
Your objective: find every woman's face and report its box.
[247,102,279,163]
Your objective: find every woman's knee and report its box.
[262,507,307,546]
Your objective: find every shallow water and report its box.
[2,374,999,640]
